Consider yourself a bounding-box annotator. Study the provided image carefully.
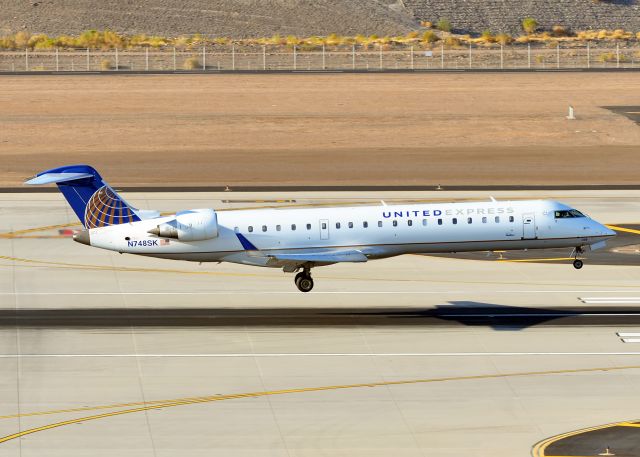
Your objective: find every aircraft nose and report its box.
[73,230,91,246]
[601,225,617,237]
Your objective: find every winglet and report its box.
[236,233,258,251]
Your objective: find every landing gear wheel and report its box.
[295,274,314,293]
[294,272,305,284]
[573,259,583,270]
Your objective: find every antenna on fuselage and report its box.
[489,196,497,202]
[380,200,387,206]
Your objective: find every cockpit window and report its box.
[555,209,586,218]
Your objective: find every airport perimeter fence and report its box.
[1,42,640,72]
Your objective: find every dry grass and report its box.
[0,28,638,52]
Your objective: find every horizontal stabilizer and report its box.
[25,172,94,185]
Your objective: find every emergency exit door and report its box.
[522,213,536,239]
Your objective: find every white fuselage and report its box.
[86,199,615,268]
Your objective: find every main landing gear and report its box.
[294,269,314,293]
[572,246,584,270]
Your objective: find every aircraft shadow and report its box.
[3,302,640,330]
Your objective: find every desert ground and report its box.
[0,72,639,187]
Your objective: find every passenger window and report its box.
[422,219,427,226]
[276,225,281,231]
[438,219,442,225]
[408,220,413,226]
[291,224,296,231]
[262,225,267,232]
[363,221,368,228]
[336,222,341,229]
[321,222,327,229]
[306,223,311,230]
[393,220,398,227]
[348,222,353,228]
[452,218,457,225]
[482,217,487,223]
[495,216,500,223]
[248,226,253,232]
[509,216,514,222]
[378,221,382,227]
[467,217,472,224]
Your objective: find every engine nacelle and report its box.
[150,209,218,241]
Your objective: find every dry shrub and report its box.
[443,36,461,48]
[495,33,513,45]
[100,59,113,70]
[522,17,538,34]
[552,25,568,37]
[183,57,201,70]
[480,30,494,43]
[421,30,438,43]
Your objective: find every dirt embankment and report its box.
[0,73,639,187]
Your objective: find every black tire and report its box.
[296,276,314,293]
[573,259,584,270]
[294,272,305,285]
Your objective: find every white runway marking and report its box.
[1,352,640,358]
[580,297,640,304]
[617,332,640,343]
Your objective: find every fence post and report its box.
[441,41,444,69]
[115,48,119,71]
[411,46,414,70]
[55,47,59,72]
[293,45,297,70]
[262,46,266,70]
[587,41,590,69]
[25,48,28,71]
[616,42,620,68]
[146,47,149,71]
[528,43,531,69]
[352,44,355,70]
[556,42,560,69]
[173,47,176,71]
[322,44,325,70]
[202,46,206,71]
[86,48,90,71]
[379,45,383,70]
[468,43,472,69]
[232,44,235,70]
[500,44,503,69]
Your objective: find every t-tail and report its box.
[24,164,154,228]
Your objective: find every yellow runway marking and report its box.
[532,418,640,456]
[606,224,640,236]
[1,365,639,444]
[619,421,640,427]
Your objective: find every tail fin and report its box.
[25,164,142,229]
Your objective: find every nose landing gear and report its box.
[572,246,584,270]
[294,269,314,292]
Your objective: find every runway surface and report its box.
[2,190,640,457]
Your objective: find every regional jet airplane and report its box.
[26,165,616,292]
